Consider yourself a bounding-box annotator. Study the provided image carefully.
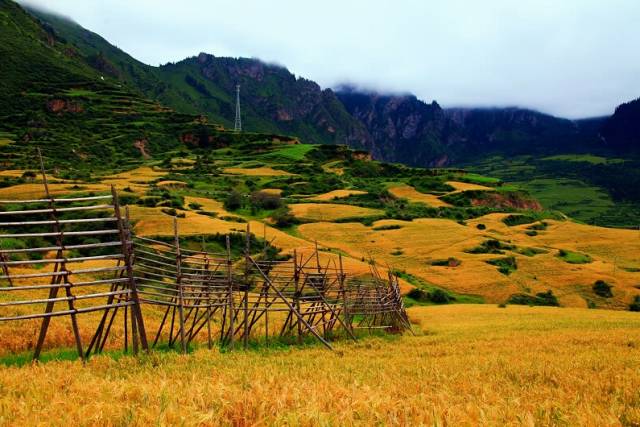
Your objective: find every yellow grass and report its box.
[0,183,111,200]
[101,166,166,193]
[289,203,383,222]
[309,189,367,201]
[388,184,451,207]
[0,170,26,178]
[446,180,493,193]
[223,167,293,176]
[0,305,638,425]
[128,206,245,237]
[156,180,187,188]
[258,188,283,196]
[299,215,640,307]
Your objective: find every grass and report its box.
[541,154,626,164]
[262,143,316,161]
[223,166,294,176]
[0,305,638,425]
[557,249,593,264]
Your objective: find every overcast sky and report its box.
[20,0,640,118]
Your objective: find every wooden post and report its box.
[293,249,302,344]
[339,253,352,335]
[114,190,148,353]
[315,240,321,273]
[263,224,268,345]
[174,217,187,354]
[226,235,234,349]
[33,148,84,361]
[243,223,250,348]
[203,237,213,350]
[0,253,12,287]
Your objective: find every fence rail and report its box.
[0,156,411,360]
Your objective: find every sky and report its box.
[19,0,640,118]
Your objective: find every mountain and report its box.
[335,87,450,166]
[24,6,373,153]
[602,97,640,152]
[337,87,604,167]
[0,0,267,172]
[25,3,638,172]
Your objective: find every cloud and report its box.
[18,0,640,118]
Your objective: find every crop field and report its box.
[388,184,451,207]
[309,189,368,201]
[0,304,638,425]
[289,203,383,222]
[299,214,640,308]
[445,180,493,193]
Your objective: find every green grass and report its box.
[263,144,316,161]
[395,270,484,305]
[455,172,501,185]
[541,154,626,165]
[557,249,592,264]
[467,155,640,228]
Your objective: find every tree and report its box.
[224,190,243,211]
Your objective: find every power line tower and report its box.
[234,84,242,132]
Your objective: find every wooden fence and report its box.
[0,161,411,360]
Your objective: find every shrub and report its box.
[224,190,243,211]
[249,191,282,211]
[407,288,454,304]
[630,296,640,312]
[507,290,559,307]
[271,207,297,228]
[429,289,452,304]
[476,223,486,230]
[466,239,514,254]
[161,208,185,218]
[503,214,536,226]
[188,202,203,210]
[487,256,517,275]
[431,257,461,267]
[593,280,613,298]
[407,288,428,301]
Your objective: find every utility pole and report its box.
[234,84,242,132]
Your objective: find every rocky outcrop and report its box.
[46,99,83,114]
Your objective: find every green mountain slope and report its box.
[26,7,373,151]
[0,0,238,173]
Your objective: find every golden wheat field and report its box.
[387,184,451,207]
[309,189,368,201]
[289,203,383,222]
[0,305,638,426]
[299,214,640,308]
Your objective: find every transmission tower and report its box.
[234,84,242,132]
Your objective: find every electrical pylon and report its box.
[234,84,242,132]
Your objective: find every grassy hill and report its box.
[0,0,243,172]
